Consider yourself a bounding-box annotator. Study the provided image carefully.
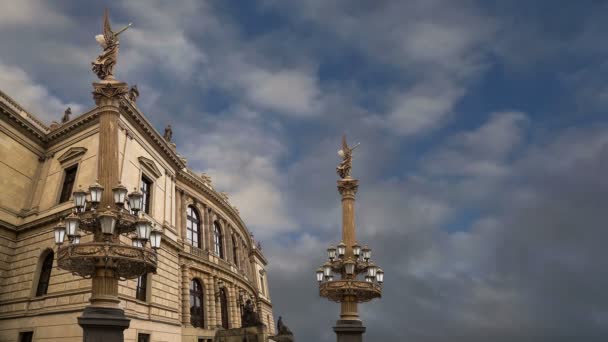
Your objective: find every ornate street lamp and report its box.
[88,181,104,205]
[316,135,384,342]
[73,186,88,211]
[327,245,337,261]
[54,220,66,246]
[112,182,129,206]
[54,10,152,342]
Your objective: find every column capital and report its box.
[337,178,359,198]
[92,80,129,107]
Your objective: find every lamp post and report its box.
[55,181,160,341]
[317,136,383,342]
[54,10,158,341]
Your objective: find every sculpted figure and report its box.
[277,316,293,335]
[92,9,132,81]
[241,299,264,327]
[164,124,173,142]
[128,85,139,102]
[336,134,360,179]
[269,316,294,342]
[61,107,71,123]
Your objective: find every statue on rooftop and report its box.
[128,85,139,102]
[336,134,360,179]
[164,124,172,142]
[61,107,71,123]
[92,9,132,81]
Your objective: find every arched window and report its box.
[219,287,229,329]
[187,206,201,248]
[232,235,239,268]
[213,222,224,258]
[36,251,54,296]
[190,279,205,328]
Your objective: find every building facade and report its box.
[0,88,274,342]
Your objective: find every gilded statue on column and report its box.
[336,134,359,179]
[92,9,132,81]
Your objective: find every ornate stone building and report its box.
[0,86,274,341]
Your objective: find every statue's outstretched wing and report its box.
[103,9,115,44]
[342,134,349,153]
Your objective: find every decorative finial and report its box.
[336,134,360,179]
[91,9,132,81]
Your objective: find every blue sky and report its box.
[2,1,608,340]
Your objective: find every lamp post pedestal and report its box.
[334,320,366,342]
[78,306,130,342]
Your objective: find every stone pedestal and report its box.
[213,326,268,342]
[78,307,130,342]
[334,320,365,342]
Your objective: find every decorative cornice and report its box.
[138,156,163,179]
[46,108,99,144]
[57,147,88,164]
[0,103,47,143]
[119,98,185,170]
[0,89,49,132]
[252,247,268,266]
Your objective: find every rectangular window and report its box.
[260,275,265,296]
[136,274,147,301]
[59,165,78,203]
[19,332,33,342]
[140,175,152,214]
[137,333,150,342]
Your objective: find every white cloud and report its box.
[386,79,465,136]
[0,0,69,28]
[422,111,528,177]
[179,108,295,237]
[240,68,320,116]
[0,61,84,124]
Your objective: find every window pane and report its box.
[59,165,78,203]
[20,332,33,342]
[136,274,147,301]
[141,176,152,214]
[36,252,54,296]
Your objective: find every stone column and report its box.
[78,80,130,342]
[225,225,233,264]
[334,177,365,342]
[213,276,221,328]
[181,264,191,326]
[228,285,238,328]
[180,193,188,242]
[175,189,182,239]
[207,211,215,254]
[204,276,215,328]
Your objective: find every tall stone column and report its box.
[334,177,365,342]
[225,226,233,264]
[181,264,191,326]
[175,189,183,240]
[78,80,130,342]
[204,276,215,328]
[207,210,214,254]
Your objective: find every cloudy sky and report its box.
[3,1,608,340]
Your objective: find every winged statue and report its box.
[92,9,132,81]
[336,134,360,179]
